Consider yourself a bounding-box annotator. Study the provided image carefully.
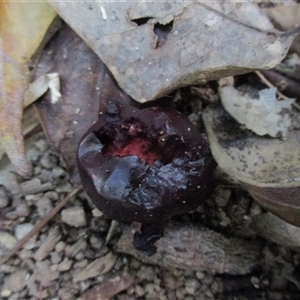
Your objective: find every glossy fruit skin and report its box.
[77,105,216,228]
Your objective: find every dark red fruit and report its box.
[77,105,216,255]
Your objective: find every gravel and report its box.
[0,124,299,299]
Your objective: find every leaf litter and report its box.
[49,1,297,102]
[1,1,300,299]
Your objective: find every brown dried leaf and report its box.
[115,223,261,275]
[34,24,131,183]
[0,39,31,177]
[203,104,300,227]
[49,1,296,102]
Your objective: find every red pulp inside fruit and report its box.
[104,136,160,165]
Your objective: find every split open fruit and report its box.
[77,105,216,255]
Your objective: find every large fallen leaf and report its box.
[0,0,56,63]
[49,1,297,102]
[34,24,132,183]
[0,39,30,177]
[203,104,300,227]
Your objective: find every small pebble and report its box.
[89,235,104,250]
[52,167,65,178]
[137,266,155,281]
[0,232,17,250]
[4,270,28,292]
[55,241,66,253]
[185,279,199,294]
[34,227,60,261]
[135,285,145,297]
[15,223,34,240]
[35,139,48,152]
[1,289,12,297]
[14,223,37,250]
[58,258,72,272]
[61,206,87,227]
[0,186,9,208]
[65,239,87,257]
[36,196,53,217]
[196,272,205,280]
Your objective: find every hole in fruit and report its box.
[103,136,161,165]
[154,20,174,48]
[131,17,153,26]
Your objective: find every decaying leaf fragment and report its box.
[115,223,261,275]
[220,86,295,138]
[49,1,297,102]
[24,73,61,108]
[203,104,300,227]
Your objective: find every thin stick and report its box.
[255,71,289,100]
[0,186,82,266]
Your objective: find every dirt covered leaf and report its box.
[115,223,261,275]
[34,24,131,183]
[203,104,300,227]
[0,0,56,63]
[220,86,295,138]
[0,39,30,177]
[49,1,296,102]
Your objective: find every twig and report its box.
[255,71,300,111]
[255,71,289,100]
[0,186,82,266]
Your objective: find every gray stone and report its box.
[61,206,87,227]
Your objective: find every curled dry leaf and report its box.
[115,223,261,275]
[49,1,296,102]
[250,212,300,248]
[203,104,300,227]
[0,1,57,176]
[34,24,131,183]
[0,39,31,177]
